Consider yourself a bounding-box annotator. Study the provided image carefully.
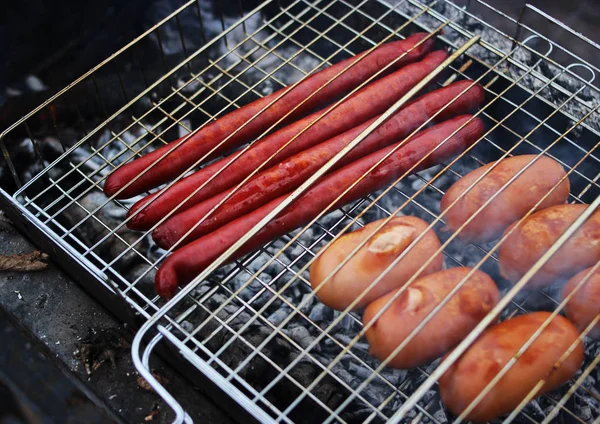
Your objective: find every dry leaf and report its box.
[0,250,49,272]
[137,371,169,393]
[144,409,159,421]
[144,403,160,421]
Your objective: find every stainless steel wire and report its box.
[144,32,592,420]
[229,64,596,424]
[28,0,338,215]
[21,0,322,213]
[186,32,556,367]
[92,6,600,418]
[2,0,600,423]
[32,0,439,291]
[95,10,447,278]
[132,29,480,424]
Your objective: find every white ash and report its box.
[38,126,156,188]
[97,126,156,170]
[395,0,600,134]
[215,15,322,91]
[25,75,47,92]
[148,0,322,90]
[60,191,149,274]
[146,0,235,55]
[5,86,23,97]
[19,138,36,155]
[177,119,192,138]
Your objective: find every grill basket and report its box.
[1,0,600,423]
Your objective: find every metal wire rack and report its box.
[1,0,600,423]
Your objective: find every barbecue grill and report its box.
[1,0,599,422]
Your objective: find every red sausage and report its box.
[153,81,485,248]
[127,49,446,229]
[104,33,435,199]
[155,115,485,298]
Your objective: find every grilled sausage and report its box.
[311,216,443,311]
[498,204,600,288]
[127,50,448,230]
[104,33,435,199]
[562,267,600,339]
[441,155,570,243]
[364,267,499,368]
[155,115,484,298]
[152,81,485,248]
[439,312,583,423]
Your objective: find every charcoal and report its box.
[522,400,545,422]
[299,293,315,315]
[582,391,600,415]
[361,387,390,412]
[331,364,356,388]
[378,369,407,388]
[333,334,368,354]
[233,276,261,298]
[108,231,147,272]
[332,310,358,332]
[248,289,274,310]
[0,71,165,141]
[284,326,315,350]
[581,384,600,413]
[182,296,351,424]
[267,307,291,327]
[189,283,213,300]
[146,241,169,266]
[292,285,302,299]
[61,192,147,274]
[63,192,112,244]
[287,244,309,264]
[433,408,448,423]
[347,362,373,381]
[124,264,156,298]
[420,390,437,406]
[406,408,418,420]
[578,405,593,422]
[100,127,159,171]
[308,303,331,325]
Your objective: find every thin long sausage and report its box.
[155,115,485,298]
[104,33,435,199]
[153,81,485,248]
[127,49,447,229]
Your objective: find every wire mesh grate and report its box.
[1,0,600,423]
